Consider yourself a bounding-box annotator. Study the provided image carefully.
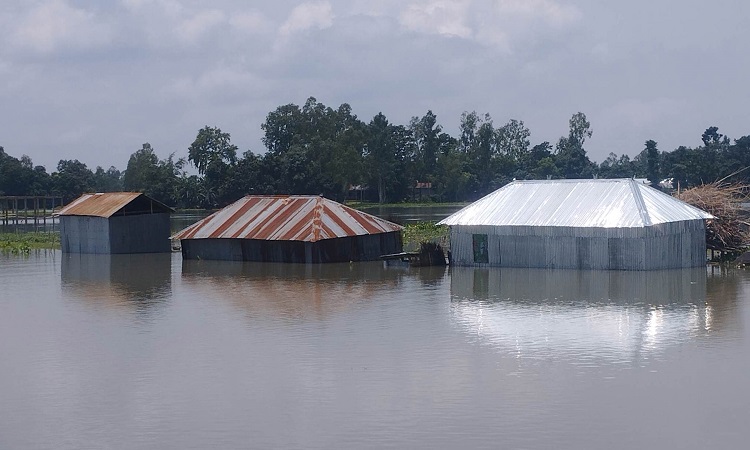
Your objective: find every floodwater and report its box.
[359,204,464,224]
[1,250,749,449]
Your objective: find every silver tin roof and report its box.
[438,179,713,228]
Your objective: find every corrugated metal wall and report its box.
[61,213,171,254]
[181,231,402,263]
[109,213,171,254]
[449,220,707,270]
[61,216,111,253]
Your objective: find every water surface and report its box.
[1,252,748,449]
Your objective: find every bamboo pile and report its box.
[677,183,750,252]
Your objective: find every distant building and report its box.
[172,195,403,263]
[438,179,713,270]
[413,181,433,201]
[58,192,173,254]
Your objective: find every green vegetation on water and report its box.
[402,222,449,252]
[0,233,60,254]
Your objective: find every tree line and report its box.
[2,97,749,208]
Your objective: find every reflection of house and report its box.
[450,266,712,359]
[58,192,173,254]
[61,253,172,309]
[439,179,713,270]
[180,260,402,321]
[450,266,707,304]
[172,195,403,263]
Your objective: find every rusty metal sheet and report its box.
[172,196,403,242]
[58,193,142,218]
[57,192,173,218]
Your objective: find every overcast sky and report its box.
[1,0,748,172]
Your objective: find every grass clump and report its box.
[0,232,60,255]
[402,222,449,252]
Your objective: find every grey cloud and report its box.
[1,0,749,172]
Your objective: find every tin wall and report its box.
[181,231,402,263]
[448,221,706,270]
[60,216,111,253]
[109,213,171,254]
[61,213,171,254]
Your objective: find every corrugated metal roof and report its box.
[438,179,713,228]
[57,192,173,218]
[172,195,403,242]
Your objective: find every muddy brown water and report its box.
[1,248,749,449]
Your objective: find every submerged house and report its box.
[438,179,713,270]
[58,192,173,254]
[172,195,403,263]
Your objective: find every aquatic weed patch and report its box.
[0,233,60,255]
[402,222,448,251]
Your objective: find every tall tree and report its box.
[555,112,594,179]
[93,166,122,192]
[459,111,480,154]
[598,152,635,179]
[188,126,238,206]
[188,126,238,176]
[123,143,159,192]
[496,119,531,163]
[0,148,48,195]
[645,140,660,187]
[51,159,94,202]
[365,112,397,203]
[410,111,442,182]
[261,97,367,200]
[261,104,303,155]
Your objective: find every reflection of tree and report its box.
[705,267,743,335]
[61,253,172,313]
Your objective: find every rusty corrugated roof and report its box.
[57,192,172,218]
[172,195,403,242]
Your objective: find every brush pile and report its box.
[677,183,750,252]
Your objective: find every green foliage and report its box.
[555,112,595,179]
[402,222,449,251]
[645,140,660,188]
[52,159,95,202]
[123,143,186,207]
[260,97,368,201]
[188,126,238,176]
[0,232,60,255]
[5,103,750,209]
[0,148,51,195]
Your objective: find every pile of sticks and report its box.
[677,182,750,251]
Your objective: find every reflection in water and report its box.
[705,267,743,336]
[3,251,750,449]
[449,267,729,363]
[61,253,172,312]
[181,260,446,322]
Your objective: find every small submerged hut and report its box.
[58,192,173,254]
[438,179,713,270]
[172,195,403,263]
